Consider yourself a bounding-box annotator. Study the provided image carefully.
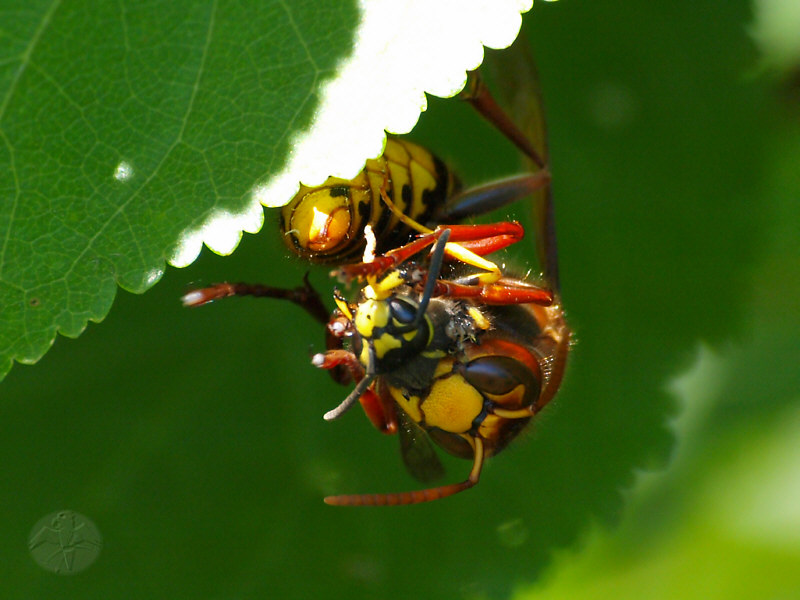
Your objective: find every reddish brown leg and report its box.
[461,70,546,170]
[182,274,329,325]
[434,280,553,306]
[324,437,484,506]
[335,222,524,281]
[446,235,519,257]
[182,275,357,384]
[469,50,562,292]
[441,222,525,256]
[312,350,397,434]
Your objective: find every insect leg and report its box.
[323,437,485,506]
[182,273,329,326]
[460,69,547,169]
[436,171,550,223]
[333,221,524,284]
[183,275,359,385]
[480,40,562,292]
[433,279,553,306]
[311,349,396,433]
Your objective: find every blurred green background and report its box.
[2,1,799,598]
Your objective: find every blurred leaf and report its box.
[514,339,800,600]
[512,89,800,600]
[751,0,800,73]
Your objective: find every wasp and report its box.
[184,215,568,505]
[309,224,569,505]
[278,70,552,267]
[183,48,570,504]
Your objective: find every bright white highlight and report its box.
[180,290,206,307]
[362,224,376,264]
[114,161,133,181]
[256,0,533,209]
[143,268,164,287]
[169,201,265,268]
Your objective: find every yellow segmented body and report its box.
[280,137,460,264]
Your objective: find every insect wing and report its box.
[397,408,445,484]
[483,34,560,292]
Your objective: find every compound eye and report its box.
[389,297,418,325]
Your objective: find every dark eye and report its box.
[389,297,418,324]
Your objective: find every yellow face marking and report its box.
[363,284,377,300]
[354,299,389,338]
[359,343,370,368]
[423,374,483,434]
[372,332,403,360]
[424,314,434,346]
[401,330,417,343]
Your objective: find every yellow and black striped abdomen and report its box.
[280,137,460,264]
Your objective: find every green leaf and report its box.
[0,1,355,376]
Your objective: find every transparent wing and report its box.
[397,409,445,484]
[482,30,561,292]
